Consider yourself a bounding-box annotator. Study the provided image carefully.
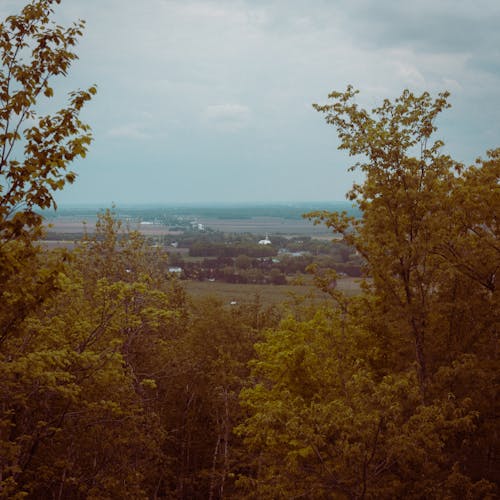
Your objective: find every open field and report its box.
[44,218,181,236]
[196,216,332,236]
[40,240,78,250]
[44,216,331,237]
[184,276,362,306]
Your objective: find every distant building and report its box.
[258,234,272,245]
[190,221,205,231]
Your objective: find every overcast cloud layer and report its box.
[2,0,499,204]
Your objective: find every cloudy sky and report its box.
[3,0,500,204]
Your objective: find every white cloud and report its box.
[108,123,150,140]
[395,62,427,89]
[202,103,251,130]
[441,78,463,92]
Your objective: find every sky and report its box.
[2,0,500,205]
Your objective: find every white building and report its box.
[258,234,272,245]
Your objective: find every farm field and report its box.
[44,218,180,236]
[44,215,331,237]
[195,216,332,236]
[40,240,78,250]
[184,276,362,306]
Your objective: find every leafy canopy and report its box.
[0,0,96,244]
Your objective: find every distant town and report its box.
[41,202,363,293]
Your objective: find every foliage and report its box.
[0,0,95,362]
[0,0,96,244]
[237,309,493,499]
[189,240,277,258]
[238,88,499,498]
[1,1,498,496]
[1,211,181,497]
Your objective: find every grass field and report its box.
[196,216,332,236]
[184,276,362,307]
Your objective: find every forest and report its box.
[0,1,499,499]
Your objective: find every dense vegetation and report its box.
[167,234,362,284]
[1,1,498,498]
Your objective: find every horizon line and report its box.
[54,200,353,208]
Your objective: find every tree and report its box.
[235,254,253,270]
[237,308,492,499]
[0,0,96,348]
[0,208,191,498]
[309,87,460,398]
[239,88,499,497]
[308,88,498,489]
[269,268,287,285]
[0,0,96,243]
[0,1,98,496]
